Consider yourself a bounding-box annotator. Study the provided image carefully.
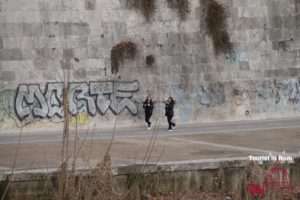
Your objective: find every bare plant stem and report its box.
[59,69,70,200]
[0,128,23,200]
[72,116,79,173]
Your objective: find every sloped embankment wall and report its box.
[1,159,300,199]
[1,0,300,131]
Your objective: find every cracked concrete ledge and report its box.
[1,156,299,182]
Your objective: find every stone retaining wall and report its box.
[1,158,300,199]
[1,0,300,132]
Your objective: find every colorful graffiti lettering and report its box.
[247,165,297,199]
[70,112,90,126]
[263,166,293,193]
[247,183,265,199]
[14,80,139,121]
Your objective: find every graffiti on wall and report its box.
[256,79,300,104]
[70,112,90,126]
[247,165,296,199]
[14,80,139,121]
[197,82,226,107]
[0,90,17,123]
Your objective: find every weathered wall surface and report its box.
[1,159,300,199]
[1,0,300,132]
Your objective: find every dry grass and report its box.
[54,154,122,200]
[144,192,226,200]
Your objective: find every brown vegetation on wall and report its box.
[203,0,233,55]
[146,55,155,66]
[111,41,137,74]
[167,0,190,20]
[127,0,156,21]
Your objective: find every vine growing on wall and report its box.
[167,0,190,20]
[127,0,156,21]
[111,41,137,74]
[203,0,233,55]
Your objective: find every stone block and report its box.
[165,43,183,56]
[0,71,16,81]
[22,23,43,37]
[63,22,90,36]
[60,60,71,70]
[216,63,225,72]
[73,68,87,79]
[296,14,300,28]
[22,48,35,60]
[35,48,61,60]
[43,22,62,38]
[264,69,289,78]
[111,22,127,40]
[0,49,23,60]
[85,58,106,70]
[282,16,295,29]
[192,31,205,44]
[73,48,88,60]
[203,73,213,81]
[63,48,74,60]
[272,41,290,51]
[269,29,282,41]
[86,69,105,78]
[278,41,289,51]
[288,68,300,77]
[85,0,96,10]
[235,17,247,30]
[88,46,105,59]
[42,71,57,80]
[65,36,88,49]
[0,23,23,37]
[243,17,259,30]
[295,29,300,39]
[197,64,211,74]
[296,0,300,13]
[192,55,202,65]
[270,16,283,28]
[194,6,201,18]
[272,41,279,50]
[248,17,261,30]
[182,32,194,45]
[150,32,159,46]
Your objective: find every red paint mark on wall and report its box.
[247,164,299,199]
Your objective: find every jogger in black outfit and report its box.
[143,96,154,129]
[165,96,176,131]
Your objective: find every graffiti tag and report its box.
[14,80,139,121]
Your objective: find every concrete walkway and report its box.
[0,118,300,172]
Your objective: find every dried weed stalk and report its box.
[55,154,121,200]
[0,129,23,200]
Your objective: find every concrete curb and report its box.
[1,156,299,182]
